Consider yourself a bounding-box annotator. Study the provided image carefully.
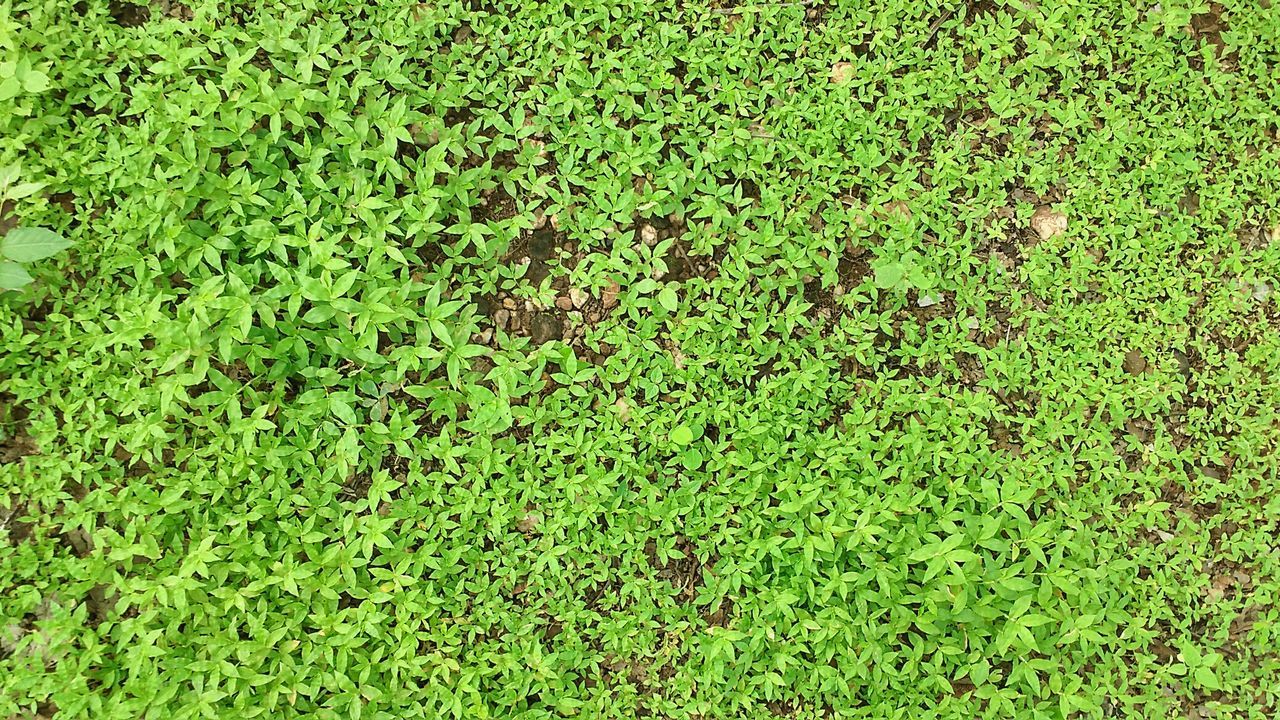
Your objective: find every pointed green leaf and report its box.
[0,261,34,290]
[6,181,46,200]
[329,397,358,425]
[1194,666,1220,689]
[2,227,72,262]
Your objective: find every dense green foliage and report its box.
[3,0,1280,717]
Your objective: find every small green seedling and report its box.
[872,251,935,292]
[1,227,71,290]
[0,165,71,291]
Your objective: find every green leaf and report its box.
[1181,643,1202,666]
[907,543,938,562]
[2,227,72,262]
[328,397,358,425]
[0,261,34,290]
[908,266,936,290]
[5,181,46,200]
[0,77,19,102]
[1193,666,1220,690]
[657,286,679,312]
[873,261,905,289]
[22,70,50,93]
[669,425,694,446]
[680,447,703,470]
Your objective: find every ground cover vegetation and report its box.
[2,0,1280,717]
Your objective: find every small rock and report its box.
[555,296,574,311]
[529,233,555,260]
[530,314,563,343]
[829,61,854,84]
[615,398,632,421]
[473,328,493,345]
[917,293,941,308]
[1123,349,1148,375]
[67,528,94,555]
[640,224,658,246]
[502,297,517,310]
[963,317,981,330]
[494,309,511,330]
[874,200,912,220]
[601,280,620,309]
[1030,205,1068,241]
[994,250,1017,271]
[516,512,541,534]
[1,624,23,655]
[532,211,547,230]
[549,213,562,231]
[569,288,589,309]
[1177,190,1200,215]
[1172,348,1192,376]
[1252,282,1271,302]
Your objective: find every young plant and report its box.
[0,165,71,291]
